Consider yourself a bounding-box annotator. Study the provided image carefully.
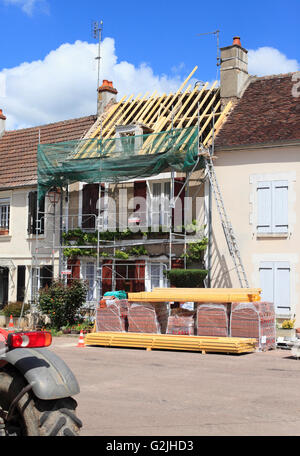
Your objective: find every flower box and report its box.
[276,328,296,339]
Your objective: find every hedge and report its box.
[166,269,208,288]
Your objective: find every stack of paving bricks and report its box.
[196,303,229,337]
[128,302,169,334]
[230,302,276,350]
[167,308,195,335]
[96,298,129,332]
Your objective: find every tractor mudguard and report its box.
[3,347,80,400]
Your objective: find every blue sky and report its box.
[0,0,299,129]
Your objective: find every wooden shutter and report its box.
[259,262,274,303]
[133,181,147,228]
[28,191,37,234]
[259,261,291,315]
[272,181,288,233]
[28,191,45,234]
[274,262,290,315]
[257,182,272,233]
[82,184,99,229]
[17,266,26,302]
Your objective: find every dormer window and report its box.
[115,123,152,155]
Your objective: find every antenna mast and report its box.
[92,20,104,93]
[197,30,220,80]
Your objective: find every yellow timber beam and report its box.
[85,332,257,354]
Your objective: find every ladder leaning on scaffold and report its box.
[202,147,250,288]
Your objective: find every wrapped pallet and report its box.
[230,302,276,350]
[167,308,195,335]
[196,303,229,337]
[128,302,169,334]
[96,299,129,332]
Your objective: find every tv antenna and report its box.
[197,30,220,80]
[92,20,104,91]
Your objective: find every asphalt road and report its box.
[50,336,300,436]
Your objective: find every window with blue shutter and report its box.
[257,180,288,234]
[259,261,291,315]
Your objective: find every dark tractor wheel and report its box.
[0,365,82,436]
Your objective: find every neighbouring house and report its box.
[213,38,300,325]
[0,114,96,308]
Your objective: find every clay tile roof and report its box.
[0,115,97,190]
[215,73,300,148]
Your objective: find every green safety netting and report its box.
[37,126,205,200]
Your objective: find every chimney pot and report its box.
[232,36,242,47]
[0,109,6,120]
[97,80,118,116]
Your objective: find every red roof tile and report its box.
[215,73,300,148]
[0,115,97,190]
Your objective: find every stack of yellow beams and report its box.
[84,332,256,354]
[127,288,262,303]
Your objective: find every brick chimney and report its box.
[220,36,249,107]
[0,109,6,138]
[97,80,118,116]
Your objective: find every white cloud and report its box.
[0,38,189,130]
[248,46,299,76]
[3,0,49,15]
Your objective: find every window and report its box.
[28,191,45,235]
[0,198,10,232]
[82,184,99,230]
[259,261,290,315]
[31,266,53,300]
[149,182,171,229]
[148,263,168,291]
[257,180,288,234]
[82,261,96,302]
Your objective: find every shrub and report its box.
[166,269,208,288]
[2,302,30,317]
[38,279,88,330]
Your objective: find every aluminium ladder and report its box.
[203,147,250,288]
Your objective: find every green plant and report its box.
[38,280,88,330]
[127,245,148,256]
[166,269,208,288]
[2,302,30,317]
[181,239,208,264]
[114,249,129,260]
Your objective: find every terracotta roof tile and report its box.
[0,115,97,190]
[215,73,300,148]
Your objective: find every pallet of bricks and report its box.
[230,302,276,350]
[96,295,129,332]
[128,302,169,334]
[196,303,230,337]
[166,307,196,335]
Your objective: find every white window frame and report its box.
[81,260,97,304]
[0,198,10,231]
[145,262,168,291]
[148,180,171,230]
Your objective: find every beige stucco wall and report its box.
[212,143,300,324]
[0,186,60,303]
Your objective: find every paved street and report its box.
[50,337,300,436]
